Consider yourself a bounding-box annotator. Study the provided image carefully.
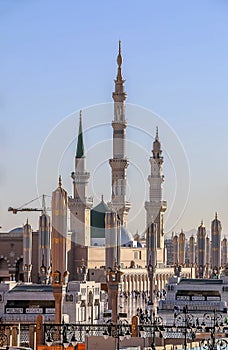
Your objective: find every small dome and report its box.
[121,227,134,245]
[91,199,110,239]
[9,227,23,236]
[92,200,110,214]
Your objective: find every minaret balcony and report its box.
[112,199,131,210]
[68,196,93,208]
[109,158,129,168]
[112,120,127,128]
[145,200,167,210]
[71,171,90,179]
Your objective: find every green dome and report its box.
[91,199,110,238]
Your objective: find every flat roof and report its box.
[8,284,53,293]
[179,278,223,285]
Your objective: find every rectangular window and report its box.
[134,252,138,259]
[81,288,86,296]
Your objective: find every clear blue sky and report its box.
[1,0,228,236]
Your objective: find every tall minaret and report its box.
[52,176,68,277]
[105,211,121,270]
[38,195,51,284]
[52,176,68,323]
[23,219,32,282]
[69,111,92,246]
[145,128,167,264]
[109,41,131,227]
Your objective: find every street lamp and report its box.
[103,319,131,350]
[45,323,78,349]
[0,325,8,348]
[147,264,155,305]
[139,311,164,350]
[173,305,197,350]
[200,310,228,350]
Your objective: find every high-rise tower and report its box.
[145,128,167,264]
[221,236,227,268]
[69,112,92,246]
[211,212,222,272]
[109,41,131,227]
[205,235,210,278]
[179,229,185,266]
[197,221,206,278]
[189,235,195,267]
[173,234,179,266]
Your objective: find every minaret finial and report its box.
[42,194,46,213]
[58,175,62,188]
[113,40,126,101]
[156,126,159,140]
[116,40,123,81]
[215,212,218,220]
[201,219,203,226]
[152,126,162,157]
[117,40,122,67]
[76,111,85,158]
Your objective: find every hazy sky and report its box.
[1,1,228,237]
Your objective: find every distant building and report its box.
[164,236,174,266]
[159,276,228,314]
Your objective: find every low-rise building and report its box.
[159,276,228,314]
[0,280,105,324]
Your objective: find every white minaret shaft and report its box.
[149,127,163,203]
[109,41,131,227]
[69,111,92,247]
[145,128,166,263]
[52,176,68,276]
[72,111,90,202]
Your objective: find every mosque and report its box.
[0,42,226,307]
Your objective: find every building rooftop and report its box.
[8,284,53,293]
[179,278,223,285]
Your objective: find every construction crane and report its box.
[8,195,51,214]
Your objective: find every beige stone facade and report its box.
[0,228,40,284]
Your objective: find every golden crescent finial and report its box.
[119,40,121,55]
[156,126,159,140]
